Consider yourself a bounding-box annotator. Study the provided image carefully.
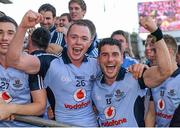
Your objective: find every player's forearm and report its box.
[154,38,172,78]
[8,102,46,116]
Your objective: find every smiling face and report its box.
[65,24,91,66]
[59,15,70,27]
[98,44,122,81]
[39,11,55,30]
[69,2,86,21]
[0,22,16,55]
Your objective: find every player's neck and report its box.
[71,59,83,67]
[0,55,8,68]
[105,78,116,86]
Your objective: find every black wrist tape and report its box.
[151,27,163,42]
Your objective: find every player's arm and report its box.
[6,10,43,74]
[139,17,172,87]
[0,89,46,121]
[145,100,155,127]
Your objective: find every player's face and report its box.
[145,37,154,60]
[0,22,16,55]
[59,16,70,27]
[98,45,122,81]
[39,11,55,30]
[69,2,86,21]
[112,34,128,54]
[54,17,60,28]
[66,24,91,66]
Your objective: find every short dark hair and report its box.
[98,38,122,56]
[68,0,87,11]
[83,19,96,39]
[0,15,18,29]
[67,19,94,40]
[60,13,71,22]
[31,27,51,50]
[111,30,129,44]
[38,3,56,17]
[163,34,177,55]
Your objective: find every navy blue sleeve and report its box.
[29,54,57,91]
[170,104,180,127]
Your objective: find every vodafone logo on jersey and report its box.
[158,98,165,110]
[104,106,116,119]
[74,88,86,102]
[0,91,12,103]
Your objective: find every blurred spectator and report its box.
[38,3,65,46]
[111,30,138,69]
[59,13,71,27]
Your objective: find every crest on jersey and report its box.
[104,106,116,119]
[74,88,86,102]
[168,89,176,96]
[12,79,23,89]
[158,98,165,110]
[114,89,125,101]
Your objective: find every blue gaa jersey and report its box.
[92,68,147,127]
[0,65,39,127]
[121,56,139,69]
[29,50,58,119]
[44,49,100,127]
[152,67,180,127]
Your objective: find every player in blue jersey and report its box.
[148,34,180,127]
[91,16,172,127]
[0,14,46,126]
[27,26,59,120]
[66,0,99,57]
[143,34,156,127]
[6,10,100,126]
[43,19,100,127]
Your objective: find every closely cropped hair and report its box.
[68,0,87,11]
[163,34,177,55]
[60,13,71,22]
[38,3,56,17]
[0,15,18,29]
[111,30,129,44]
[98,38,122,56]
[31,27,51,50]
[83,19,96,39]
[67,19,94,40]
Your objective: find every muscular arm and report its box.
[6,10,43,74]
[139,17,172,87]
[143,38,171,87]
